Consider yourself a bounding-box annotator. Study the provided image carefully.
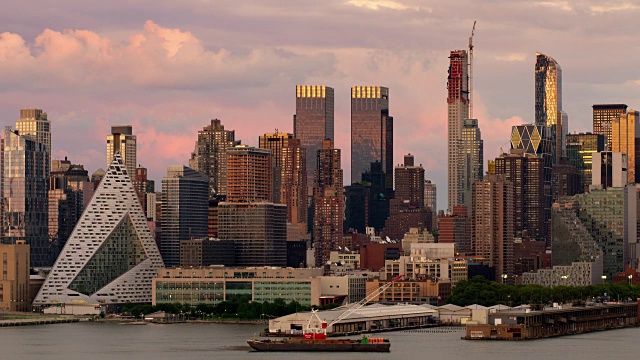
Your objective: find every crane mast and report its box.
[469,20,476,119]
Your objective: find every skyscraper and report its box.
[106,125,136,178]
[535,52,567,163]
[447,50,469,213]
[459,118,483,213]
[314,139,344,266]
[3,127,50,267]
[424,180,437,213]
[612,109,640,184]
[15,108,50,154]
[194,119,239,197]
[351,86,393,190]
[472,174,515,284]
[34,153,164,305]
[161,165,209,267]
[293,85,334,194]
[593,104,627,151]
[566,133,605,190]
[219,146,286,267]
[394,154,425,207]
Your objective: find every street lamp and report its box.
[629,275,633,286]
[601,275,607,283]
[502,274,508,284]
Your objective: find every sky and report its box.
[1,0,640,211]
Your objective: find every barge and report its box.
[247,336,390,352]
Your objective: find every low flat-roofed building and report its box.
[384,256,468,285]
[366,278,451,306]
[153,267,324,306]
[179,238,235,267]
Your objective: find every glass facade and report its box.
[447,50,469,212]
[459,119,483,212]
[106,125,136,178]
[592,104,627,151]
[69,215,147,295]
[535,53,566,163]
[566,133,605,190]
[3,127,50,267]
[612,110,640,184]
[350,86,392,188]
[293,85,334,195]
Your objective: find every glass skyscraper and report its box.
[593,104,627,151]
[447,50,469,213]
[350,86,393,190]
[566,133,605,190]
[293,85,334,195]
[535,52,567,164]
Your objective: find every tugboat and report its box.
[247,275,404,352]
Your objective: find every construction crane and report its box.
[304,275,405,339]
[468,20,476,119]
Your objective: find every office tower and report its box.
[535,52,567,164]
[34,153,164,305]
[15,108,51,154]
[3,127,50,267]
[294,85,334,194]
[438,206,471,255]
[394,154,425,207]
[592,152,628,189]
[226,146,274,203]
[566,133,605,190]
[179,238,235,267]
[161,165,209,267]
[459,119,483,212]
[344,183,370,234]
[195,119,238,197]
[362,161,390,231]
[551,161,581,202]
[472,174,515,284]
[259,133,307,230]
[593,104,627,151]
[133,165,155,215]
[447,50,469,212]
[314,139,344,266]
[48,158,89,263]
[424,180,437,212]
[106,125,136,177]
[351,86,393,191]
[508,124,553,244]
[0,241,30,311]
[612,109,640,184]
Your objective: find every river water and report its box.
[1,322,638,359]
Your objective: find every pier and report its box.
[0,317,83,327]
[464,302,639,340]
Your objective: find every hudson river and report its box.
[1,322,637,359]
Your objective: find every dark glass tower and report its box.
[566,133,605,190]
[351,86,393,191]
[293,85,334,195]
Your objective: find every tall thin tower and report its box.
[447,50,469,213]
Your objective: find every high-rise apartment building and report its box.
[259,133,308,229]
[0,241,30,311]
[447,50,469,212]
[161,166,209,267]
[612,109,640,184]
[472,174,515,284]
[351,86,393,190]
[226,146,274,203]
[566,133,605,190]
[106,125,136,177]
[34,153,164,305]
[293,85,334,194]
[314,139,344,266]
[194,119,238,197]
[438,206,471,255]
[394,154,425,207]
[3,127,50,267]
[460,119,483,213]
[15,108,51,155]
[535,52,567,164]
[593,104,627,151]
[424,180,437,213]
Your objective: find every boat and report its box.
[247,336,390,352]
[247,275,404,352]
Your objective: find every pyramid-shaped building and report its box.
[34,153,164,305]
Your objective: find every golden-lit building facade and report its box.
[15,108,50,154]
[194,119,238,197]
[294,85,334,195]
[0,241,30,312]
[593,104,627,151]
[612,109,640,184]
[226,146,273,203]
[535,52,567,163]
[259,133,307,232]
[351,86,393,189]
[106,125,136,177]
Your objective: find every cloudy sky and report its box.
[1,0,639,210]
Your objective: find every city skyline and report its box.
[1,2,640,211]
